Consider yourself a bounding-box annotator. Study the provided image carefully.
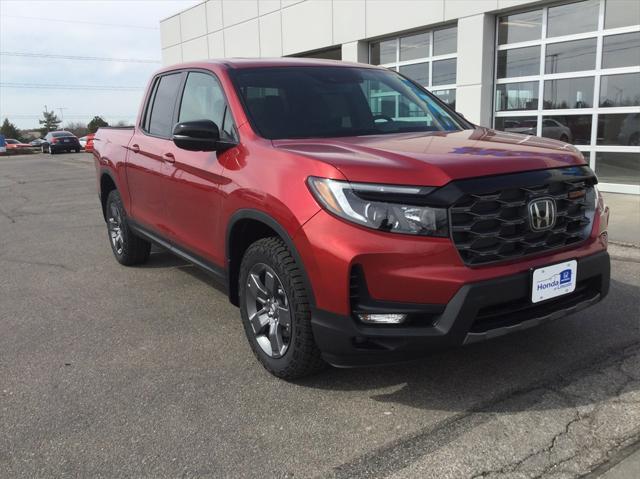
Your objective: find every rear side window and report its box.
[147,73,182,137]
[178,71,237,141]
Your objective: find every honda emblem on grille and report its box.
[528,198,556,231]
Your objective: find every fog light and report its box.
[357,313,407,324]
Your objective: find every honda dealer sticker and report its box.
[531,260,577,303]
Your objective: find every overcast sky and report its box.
[0,0,201,129]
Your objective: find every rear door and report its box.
[126,71,184,234]
[162,70,239,266]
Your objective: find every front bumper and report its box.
[311,251,610,367]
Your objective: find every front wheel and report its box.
[239,237,326,379]
[105,190,150,265]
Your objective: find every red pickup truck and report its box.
[94,59,610,378]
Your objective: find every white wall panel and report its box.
[259,12,283,57]
[444,0,498,20]
[160,15,181,48]
[497,0,537,9]
[180,3,208,41]
[182,36,209,61]
[365,0,444,38]
[162,45,183,65]
[208,31,226,57]
[206,0,224,32]
[259,0,281,15]
[282,0,333,55]
[333,0,365,44]
[341,41,368,63]
[224,19,261,56]
[223,0,259,27]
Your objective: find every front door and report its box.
[162,70,239,267]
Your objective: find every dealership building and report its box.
[160,0,640,194]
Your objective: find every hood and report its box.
[273,128,586,186]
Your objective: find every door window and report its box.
[178,72,237,141]
[147,73,183,137]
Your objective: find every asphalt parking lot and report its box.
[1,152,639,478]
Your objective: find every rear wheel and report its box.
[105,190,150,265]
[239,237,326,379]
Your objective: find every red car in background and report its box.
[80,134,95,152]
[5,139,32,149]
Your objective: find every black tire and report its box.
[75,148,80,153]
[105,190,150,266]
[41,145,46,154]
[239,237,326,379]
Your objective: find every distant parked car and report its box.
[5,138,32,149]
[504,119,573,143]
[79,134,96,152]
[42,131,81,154]
[84,133,95,152]
[0,135,5,154]
[30,138,46,147]
[617,113,640,146]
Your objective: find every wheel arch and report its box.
[99,169,118,221]
[226,209,315,308]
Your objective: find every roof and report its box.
[163,57,381,71]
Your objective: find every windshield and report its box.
[52,132,74,138]
[232,66,468,140]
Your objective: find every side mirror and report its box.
[172,120,220,152]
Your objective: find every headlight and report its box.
[307,177,448,237]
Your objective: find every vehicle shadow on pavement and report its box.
[295,277,640,413]
[141,246,228,294]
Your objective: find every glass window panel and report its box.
[598,113,640,145]
[600,73,640,107]
[496,81,539,111]
[148,73,183,137]
[399,62,429,86]
[541,115,592,144]
[433,26,457,55]
[433,89,456,109]
[370,39,396,65]
[602,32,640,69]
[595,152,640,185]
[605,0,640,29]
[545,38,597,74]
[497,46,540,78]
[498,10,542,45]
[400,32,430,61]
[495,116,538,135]
[547,0,599,37]
[543,77,594,109]
[432,58,456,85]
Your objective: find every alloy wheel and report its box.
[245,263,292,358]
[107,202,124,255]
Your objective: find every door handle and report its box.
[163,152,175,163]
[130,144,140,154]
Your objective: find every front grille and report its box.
[450,175,595,266]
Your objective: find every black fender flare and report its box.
[225,209,316,307]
